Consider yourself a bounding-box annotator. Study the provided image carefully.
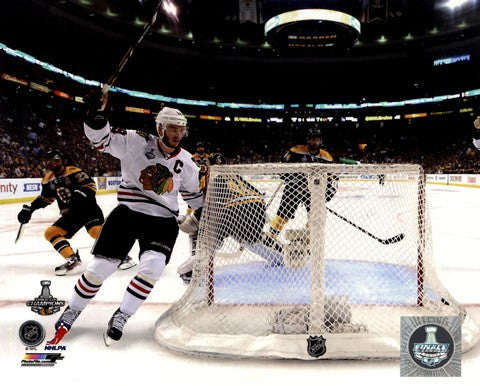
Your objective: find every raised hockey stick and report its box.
[14,223,25,243]
[326,207,404,245]
[100,0,165,103]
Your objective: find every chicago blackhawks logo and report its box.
[139,163,174,195]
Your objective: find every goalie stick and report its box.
[327,207,404,245]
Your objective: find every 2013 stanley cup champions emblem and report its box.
[26,280,65,315]
[307,335,327,358]
[139,163,174,195]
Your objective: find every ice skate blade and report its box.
[103,331,118,347]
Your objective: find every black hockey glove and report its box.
[17,205,33,224]
[325,173,339,203]
[83,88,108,130]
[83,88,103,112]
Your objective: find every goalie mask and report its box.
[155,107,188,148]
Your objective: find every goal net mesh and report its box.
[155,163,479,359]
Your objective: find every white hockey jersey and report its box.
[84,121,203,218]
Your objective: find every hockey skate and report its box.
[103,308,131,346]
[54,251,83,276]
[117,255,136,270]
[180,270,192,284]
[47,306,82,344]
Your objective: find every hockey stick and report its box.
[266,180,283,209]
[14,223,25,244]
[100,0,165,102]
[326,207,404,245]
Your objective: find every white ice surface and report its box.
[0,185,479,385]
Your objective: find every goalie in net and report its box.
[177,152,267,282]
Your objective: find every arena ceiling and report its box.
[1,0,480,103]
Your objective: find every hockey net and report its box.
[155,163,479,359]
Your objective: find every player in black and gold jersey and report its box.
[192,142,211,193]
[209,153,266,250]
[17,150,104,276]
[177,152,267,283]
[264,126,337,249]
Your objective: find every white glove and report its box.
[177,214,199,235]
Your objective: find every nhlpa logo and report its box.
[307,335,327,358]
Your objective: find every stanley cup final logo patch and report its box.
[26,280,65,316]
[411,325,451,367]
[401,316,461,377]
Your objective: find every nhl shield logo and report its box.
[307,335,327,358]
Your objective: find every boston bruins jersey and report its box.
[211,174,265,209]
[283,144,333,164]
[192,153,210,167]
[36,166,96,212]
[84,122,203,218]
[192,153,211,192]
[281,145,334,187]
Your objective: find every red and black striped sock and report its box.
[69,273,102,310]
[121,275,154,315]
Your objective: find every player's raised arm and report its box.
[82,88,132,159]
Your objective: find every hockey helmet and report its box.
[306,126,322,139]
[45,149,65,162]
[155,106,187,128]
[210,153,227,165]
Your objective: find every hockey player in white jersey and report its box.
[48,91,203,346]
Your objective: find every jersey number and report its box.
[56,187,72,203]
